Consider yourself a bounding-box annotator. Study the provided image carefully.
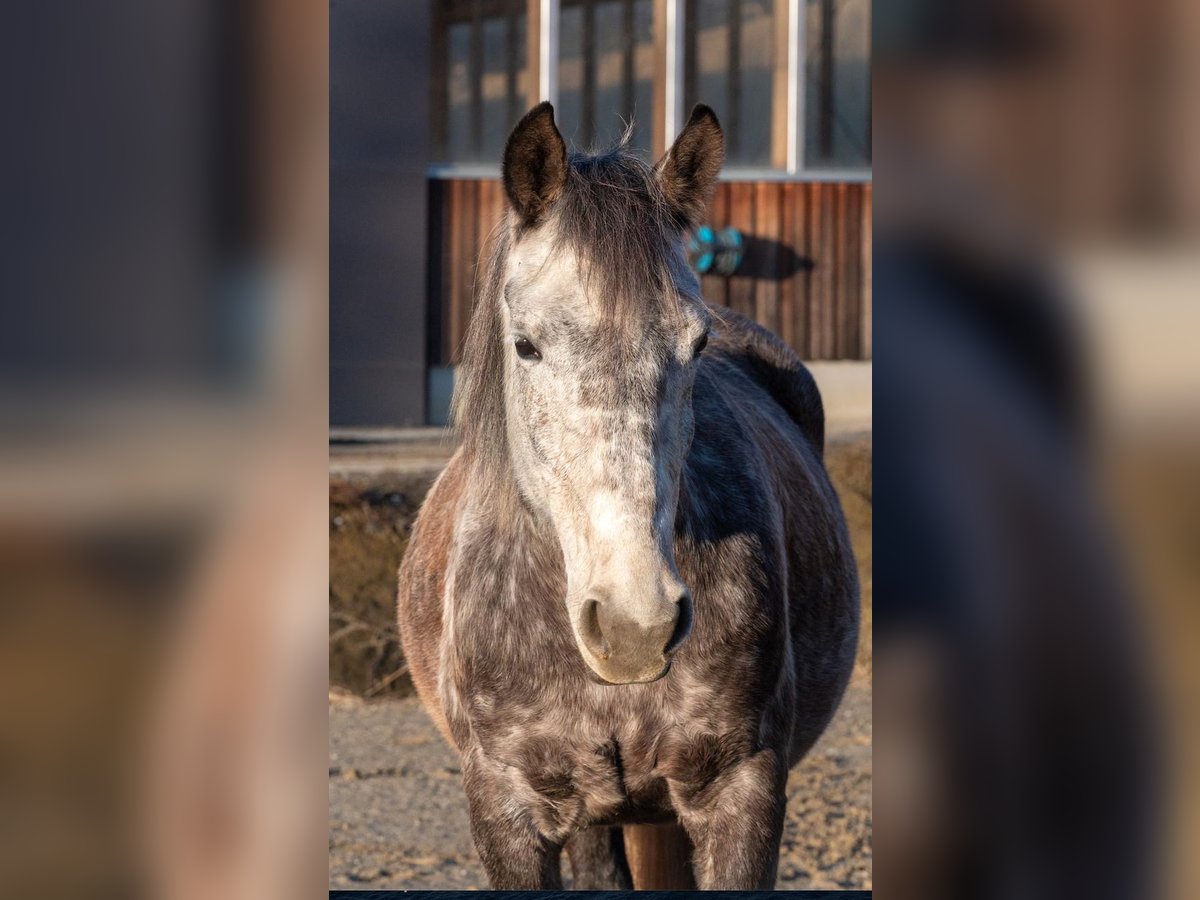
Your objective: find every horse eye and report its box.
[514,337,541,361]
[692,332,709,359]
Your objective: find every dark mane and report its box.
[451,143,685,469]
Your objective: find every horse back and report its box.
[708,305,825,454]
[396,453,468,749]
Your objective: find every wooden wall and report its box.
[427,178,872,366]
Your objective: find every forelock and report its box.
[549,146,687,326]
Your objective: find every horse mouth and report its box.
[583,656,672,686]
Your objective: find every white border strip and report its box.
[787,0,804,173]
[539,0,559,104]
[664,0,684,142]
[427,163,871,183]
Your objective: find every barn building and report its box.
[332,0,871,427]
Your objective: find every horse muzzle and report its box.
[575,590,693,684]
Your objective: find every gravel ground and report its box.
[328,678,871,890]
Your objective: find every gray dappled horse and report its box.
[397,103,858,889]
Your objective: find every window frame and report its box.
[432,0,530,163]
[430,0,871,181]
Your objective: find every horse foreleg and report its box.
[461,754,563,889]
[564,826,633,889]
[673,748,788,889]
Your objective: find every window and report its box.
[435,1,529,163]
[557,0,655,154]
[805,0,871,169]
[431,0,871,175]
[684,0,785,168]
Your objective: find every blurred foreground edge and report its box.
[872,1,1200,898]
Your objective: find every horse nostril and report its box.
[580,598,610,660]
[664,592,693,654]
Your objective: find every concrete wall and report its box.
[330,1,432,426]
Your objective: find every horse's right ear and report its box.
[503,102,568,226]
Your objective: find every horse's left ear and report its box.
[656,104,725,229]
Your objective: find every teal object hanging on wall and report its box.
[713,227,744,276]
[687,226,743,276]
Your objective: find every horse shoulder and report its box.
[396,451,468,748]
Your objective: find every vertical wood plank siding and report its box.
[429,178,872,365]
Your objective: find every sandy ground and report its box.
[328,677,871,890]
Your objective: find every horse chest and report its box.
[442,526,783,834]
[447,633,760,834]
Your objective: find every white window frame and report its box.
[430,0,870,182]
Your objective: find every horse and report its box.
[397,102,858,889]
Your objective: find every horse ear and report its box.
[503,102,568,225]
[656,104,725,228]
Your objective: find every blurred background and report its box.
[329,0,873,890]
[872,2,1200,900]
[0,1,329,898]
